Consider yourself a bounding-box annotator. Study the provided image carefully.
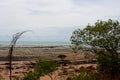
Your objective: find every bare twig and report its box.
[7,30,30,80]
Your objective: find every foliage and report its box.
[67,67,96,80]
[35,59,59,76]
[57,54,67,61]
[23,59,59,80]
[0,75,4,80]
[96,51,120,76]
[71,19,120,50]
[12,76,21,80]
[23,71,39,80]
[70,19,120,78]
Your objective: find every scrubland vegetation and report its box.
[0,19,119,80]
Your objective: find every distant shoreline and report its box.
[0,41,71,47]
[0,44,72,60]
[0,44,70,48]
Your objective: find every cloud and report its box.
[0,0,120,41]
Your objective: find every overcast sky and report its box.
[0,0,120,42]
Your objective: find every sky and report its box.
[0,0,120,42]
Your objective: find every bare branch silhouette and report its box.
[7,30,30,80]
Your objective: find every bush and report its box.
[57,54,67,61]
[35,59,59,76]
[0,75,4,80]
[67,67,96,80]
[97,54,111,73]
[23,59,59,80]
[23,71,39,80]
[97,53,120,79]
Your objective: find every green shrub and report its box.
[23,59,59,80]
[0,75,4,80]
[35,59,59,76]
[97,51,120,74]
[13,76,20,80]
[23,71,39,80]
[67,67,96,80]
[57,54,67,61]
[97,53,120,78]
[97,54,110,73]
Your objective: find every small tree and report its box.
[34,59,59,80]
[57,54,66,61]
[70,19,120,79]
[57,54,67,67]
[23,59,59,80]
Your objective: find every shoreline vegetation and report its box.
[0,19,119,80]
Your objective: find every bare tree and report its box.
[8,30,30,80]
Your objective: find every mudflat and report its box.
[0,45,85,60]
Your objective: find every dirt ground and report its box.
[0,61,97,80]
[0,45,96,80]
